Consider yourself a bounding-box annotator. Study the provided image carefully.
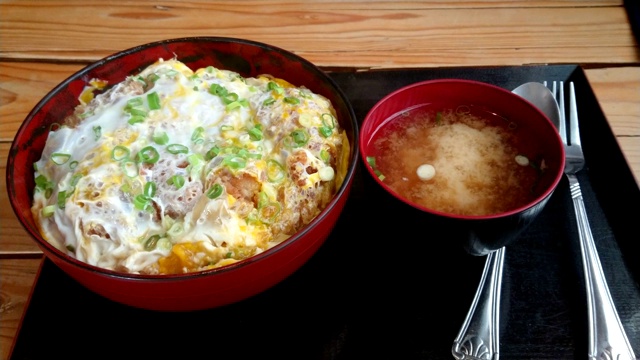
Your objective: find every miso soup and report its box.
[368,103,545,216]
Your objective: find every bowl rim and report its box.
[7,36,360,280]
[359,78,565,220]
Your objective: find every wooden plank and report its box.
[0,3,635,67]
[0,62,85,142]
[0,258,42,360]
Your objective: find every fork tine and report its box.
[557,81,567,144]
[569,82,581,147]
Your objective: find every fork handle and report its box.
[452,247,504,360]
[567,174,637,360]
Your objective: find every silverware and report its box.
[451,248,504,360]
[452,83,560,360]
[547,80,637,360]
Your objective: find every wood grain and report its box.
[0,259,42,360]
[0,1,638,359]
[0,2,635,67]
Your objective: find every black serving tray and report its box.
[9,65,640,360]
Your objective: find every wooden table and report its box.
[1,1,638,359]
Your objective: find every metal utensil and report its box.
[452,82,560,360]
[546,80,637,360]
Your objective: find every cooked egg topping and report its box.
[32,58,349,275]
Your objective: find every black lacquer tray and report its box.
[9,65,640,360]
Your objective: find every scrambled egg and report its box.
[32,58,349,275]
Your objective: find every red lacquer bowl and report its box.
[7,37,359,311]
[359,79,565,256]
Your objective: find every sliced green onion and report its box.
[322,113,336,128]
[187,153,205,177]
[147,91,161,110]
[137,146,160,164]
[284,96,300,104]
[206,183,224,199]
[93,125,102,141]
[121,160,138,178]
[125,97,148,124]
[257,191,269,209]
[69,160,79,169]
[366,156,385,181]
[51,153,71,165]
[126,97,144,108]
[167,175,185,189]
[290,129,309,147]
[168,222,184,237]
[221,92,239,104]
[248,125,263,141]
[319,126,332,138]
[143,234,161,251]
[366,156,377,168]
[258,202,282,224]
[320,149,330,163]
[128,115,146,125]
[70,174,82,187]
[153,131,169,145]
[263,97,275,106]
[220,125,233,132]
[111,145,130,161]
[166,144,189,154]
[267,159,286,183]
[57,190,67,209]
[205,145,221,160]
[35,174,54,196]
[319,113,336,137]
[144,181,157,197]
[191,126,205,144]
[42,205,56,217]
[267,81,284,94]
[209,83,228,97]
[133,194,152,211]
[225,100,246,111]
[223,155,246,170]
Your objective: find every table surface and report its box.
[1,1,639,359]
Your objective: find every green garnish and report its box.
[290,129,309,147]
[191,126,205,144]
[153,131,169,145]
[166,144,189,154]
[137,146,160,164]
[206,183,224,199]
[111,145,130,161]
[133,194,153,211]
[51,153,71,165]
[319,113,336,138]
[143,234,161,251]
[167,175,185,189]
[366,156,385,181]
[143,181,157,197]
[266,159,286,183]
[93,125,102,141]
[248,125,263,141]
[147,91,161,110]
[121,160,138,178]
[284,96,300,105]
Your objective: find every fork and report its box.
[547,81,637,360]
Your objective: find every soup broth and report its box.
[369,104,544,216]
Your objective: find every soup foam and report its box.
[371,105,542,216]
